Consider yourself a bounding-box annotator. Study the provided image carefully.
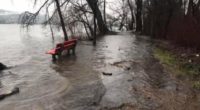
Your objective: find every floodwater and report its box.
[0,24,200,110]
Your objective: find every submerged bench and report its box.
[46,39,77,60]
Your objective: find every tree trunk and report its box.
[83,23,90,39]
[150,13,156,38]
[83,11,94,37]
[88,25,94,37]
[135,0,143,32]
[104,0,107,25]
[86,0,109,34]
[163,0,173,39]
[127,0,135,30]
[119,15,125,30]
[93,14,97,46]
[55,0,68,41]
[188,0,193,15]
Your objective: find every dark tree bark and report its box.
[188,0,200,17]
[104,0,107,25]
[127,0,135,30]
[83,23,90,38]
[118,15,125,30]
[163,0,173,39]
[93,14,97,45]
[188,0,194,15]
[135,0,143,32]
[86,0,109,34]
[55,0,68,41]
[83,12,94,37]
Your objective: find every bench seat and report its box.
[46,49,56,55]
[46,47,61,55]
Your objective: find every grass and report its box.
[193,81,200,90]
[153,48,183,76]
[153,47,200,89]
[154,48,176,66]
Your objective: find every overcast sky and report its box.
[0,0,117,13]
[0,0,46,13]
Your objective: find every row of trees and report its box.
[22,0,109,40]
[21,0,143,39]
[141,0,200,48]
[125,0,200,48]
[21,0,200,48]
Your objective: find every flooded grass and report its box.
[153,47,200,89]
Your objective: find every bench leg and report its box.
[58,51,62,57]
[72,47,76,55]
[52,55,56,61]
[67,50,70,55]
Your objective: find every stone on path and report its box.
[102,72,112,76]
[0,87,20,100]
[0,63,7,71]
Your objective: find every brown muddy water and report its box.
[0,25,200,110]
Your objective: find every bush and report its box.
[168,15,200,49]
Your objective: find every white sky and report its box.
[0,0,46,13]
[0,0,118,13]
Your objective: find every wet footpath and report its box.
[0,30,200,110]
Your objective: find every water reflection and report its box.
[0,26,152,110]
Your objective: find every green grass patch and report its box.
[153,48,183,76]
[154,48,176,66]
[193,81,200,90]
[153,47,200,89]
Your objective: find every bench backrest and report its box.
[55,39,77,53]
[63,39,77,46]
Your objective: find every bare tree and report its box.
[86,0,109,34]
[135,0,143,32]
[127,0,135,30]
[103,0,107,25]
[20,0,71,41]
[55,0,68,40]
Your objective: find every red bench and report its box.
[46,39,77,60]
